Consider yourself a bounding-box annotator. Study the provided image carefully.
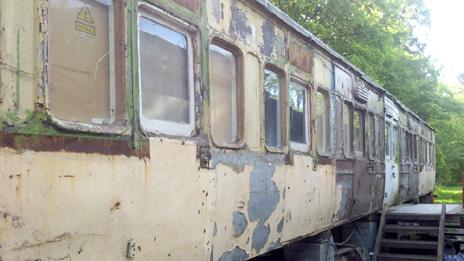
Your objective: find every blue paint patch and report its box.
[252,223,270,253]
[219,246,249,261]
[260,20,276,57]
[229,0,252,43]
[268,238,282,252]
[248,163,280,223]
[277,218,284,233]
[233,211,248,236]
[213,222,217,237]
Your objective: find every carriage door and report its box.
[384,98,400,205]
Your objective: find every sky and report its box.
[417,0,464,85]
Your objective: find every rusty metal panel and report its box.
[334,172,353,222]
[289,39,312,73]
[351,158,383,218]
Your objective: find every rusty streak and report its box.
[0,133,150,158]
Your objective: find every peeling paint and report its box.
[267,238,282,252]
[229,0,252,43]
[232,211,247,237]
[277,218,284,233]
[218,246,249,261]
[248,163,280,223]
[252,223,270,253]
[260,20,276,57]
[210,150,285,172]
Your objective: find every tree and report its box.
[458,73,464,86]
[271,0,464,184]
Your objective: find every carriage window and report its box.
[289,81,308,149]
[209,44,240,145]
[264,68,282,148]
[394,126,400,161]
[49,0,116,125]
[354,109,364,157]
[138,16,194,135]
[406,132,412,162]
[315,91,330,154]
[368,113,375,160]
[427,142,431,164]
[385,122,391,157]
[376,116,383,160]
[343,102,352,156]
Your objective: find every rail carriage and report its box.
[0,0,435,260]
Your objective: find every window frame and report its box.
[368,112,376,161]
[46,0,127,134]
[263,64,286,152]
[315,87,331,157]
[208,37,245,149]
[289,77,311,153]
[342,101,354,159]
[353,107,365,158]
[137,4,196,137]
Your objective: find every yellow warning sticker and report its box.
[75,6,95,37]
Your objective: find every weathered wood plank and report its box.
[380,239,437,249]
[377,253,436,261]
[373,206,388,261]
[437,204,445,261]
[383,225,439,234]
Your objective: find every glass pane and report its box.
[385,122,391,157]
[289,82,306,145]
[209,44,238,144]
[343,103,352,155]
[49,0,112,124]
[264,69,281,148]
[368,113,375,159]
[139,17,189,123]
[354,110,364,156]
[315,91,327,153]
[394,126,399,161]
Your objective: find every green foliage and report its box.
[434,185,462,204]
[271,0,464,185]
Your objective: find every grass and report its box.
[434,184,462,204]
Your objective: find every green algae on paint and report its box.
[15,29,20,112]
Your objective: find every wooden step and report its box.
[383,225,439,234]
[445,228,464,235]
[386,213,440,221]
[380,238,438,250]
[377,252,436,261]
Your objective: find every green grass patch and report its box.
[434,185,462,204]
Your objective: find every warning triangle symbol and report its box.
[77,7,94,24]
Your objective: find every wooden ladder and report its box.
[373,204,445,261]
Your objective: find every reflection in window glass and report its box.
[368,113,375,160]
[139,17,190,124]
[49,0,113,124]
[343,103,352,156]
[264,69,281,148]
[315,91,329,154]
[354,110,364,156]
[209,44,238,145]
[289,82,307,145]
